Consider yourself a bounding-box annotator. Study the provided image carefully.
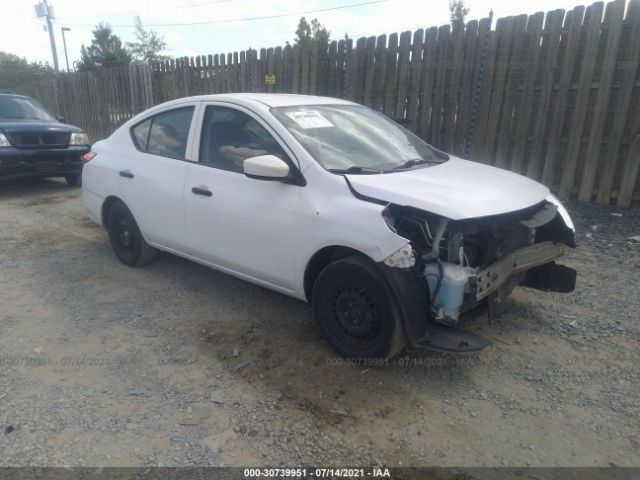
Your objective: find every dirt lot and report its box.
[0,177,638,468]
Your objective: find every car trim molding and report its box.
[343,176,388,206]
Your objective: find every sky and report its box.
[1,0,597,69]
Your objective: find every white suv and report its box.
[82,94,576,359]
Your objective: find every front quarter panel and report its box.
[292,166,410,299]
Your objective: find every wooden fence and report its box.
[15,0,640,206]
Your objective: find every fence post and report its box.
[144,64,153,108]
[52,74,61,118]
[336,40,346,99]
[464,11,493,159]
[246,49,255,92]
[128,64,136,114]
[182,57,189,97]
[342,38,352,99]
[616,135,640,207]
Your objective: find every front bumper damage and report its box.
[475,241,566,301]
[379,200,577,354]
[380,264,490,354]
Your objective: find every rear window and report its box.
[130,106,194,160]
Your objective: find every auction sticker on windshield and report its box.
[285,110,334,129]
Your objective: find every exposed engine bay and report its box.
[382,198,577,327]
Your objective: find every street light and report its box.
[61,27,71,72]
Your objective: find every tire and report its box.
[312,256,406,359]
[106,201,157,267]
[65,173,81,186]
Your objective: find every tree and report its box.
[77,23,131,71]
[449,0,470,26]
[294,17,330,47]
[0,51,55,90]
[127,16,169,64]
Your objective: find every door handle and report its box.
[119,169,134,179]
[191,186,212,197]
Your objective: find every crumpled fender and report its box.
[378,263,489,353]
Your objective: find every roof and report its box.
[221,93,356,108]
[170,93,357,108]
[124,93,358,127]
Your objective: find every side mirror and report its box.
[56,116,66,123]
[244,154,290,180]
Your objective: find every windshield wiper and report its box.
[389,158,437,170]
[328,166,382,174]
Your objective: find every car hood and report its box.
[346,156,550,220]
[0,120,81,133]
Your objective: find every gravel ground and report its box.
[0,177,638,467]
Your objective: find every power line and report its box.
[53,0,236,19]
[47,0,234,20]
[64,0,389,28]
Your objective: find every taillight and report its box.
[81,151,97,164]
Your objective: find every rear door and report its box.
[184,103,301,290]
[118,104,198,252]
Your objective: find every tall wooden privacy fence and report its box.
[15,0,640,206]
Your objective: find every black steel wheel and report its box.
[312,256,406,359]
[106,201,157,267]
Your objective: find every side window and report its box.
[130,106,194,159]
[199,106,287,173]
[131,118,151,150]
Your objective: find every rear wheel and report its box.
[65,173,81,186]
[312,256,406,359]
[106,201,157,266]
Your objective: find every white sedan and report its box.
[82,93,576,359]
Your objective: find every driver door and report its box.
[184,103,301,290]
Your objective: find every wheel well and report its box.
[101,196,122,226]
[303,246,367,302]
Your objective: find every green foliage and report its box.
[76,23,132,71]
[0,51,55,90]
[449,0,470,26]
[127,16,170,64]
[294,17,330,47]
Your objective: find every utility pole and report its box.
[35,0,59,71]
[34,0,60,116]
[61,27,71,72]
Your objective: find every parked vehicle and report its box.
[82,94,576,358]
[0,93,90,185]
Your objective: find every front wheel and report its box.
[106,201,157,267]
[312,256,406,359]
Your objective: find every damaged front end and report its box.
[380,195,576,353]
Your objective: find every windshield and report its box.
[0,96,57,121]
[271,105,446,173]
